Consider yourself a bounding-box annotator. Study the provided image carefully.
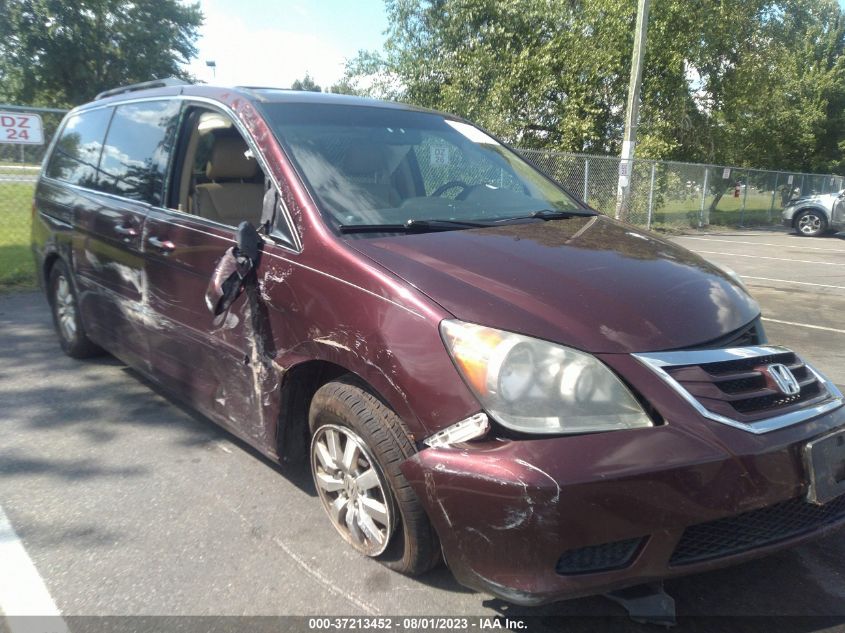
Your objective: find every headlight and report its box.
[440,320,653,434]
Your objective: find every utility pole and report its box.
[615,0,651,220]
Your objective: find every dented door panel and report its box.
[141,210,291,448]
[70,188,151,368]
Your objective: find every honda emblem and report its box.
[766,364,801,396]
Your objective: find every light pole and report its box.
[615,0,651,220]
[206,60,217,80]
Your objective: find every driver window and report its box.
[172,107,266,228]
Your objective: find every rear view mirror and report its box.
[205,221,261,316]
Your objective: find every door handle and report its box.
[148,236,175,253]
[114,223,138,238]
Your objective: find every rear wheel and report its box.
[48,261,101,358]
[309,380,440,574]
[795,209,827,237]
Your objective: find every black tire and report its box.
[309,379,440,575]
[795,209,828,237]
[47,260,102,358]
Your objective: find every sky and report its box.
[183,0,389,89]
[186,0,845,89]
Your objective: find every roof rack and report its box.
[94,78,191,101]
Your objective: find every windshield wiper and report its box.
[339,218,492,234]
[496,209,595,223]
[406,218,492,229]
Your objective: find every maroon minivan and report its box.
[32,80,845,608]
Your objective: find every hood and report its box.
[349,215,760,354]
[791,191,841,206]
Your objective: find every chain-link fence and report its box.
[0,105,68,288]
[520,149,845,230]
[1,102,844,289]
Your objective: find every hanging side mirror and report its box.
[205,221,261,316]
[236,220,260,262]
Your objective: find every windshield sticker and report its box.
[430,145,450,166]
[445,119,501,145]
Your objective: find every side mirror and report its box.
[205,221,261,316]
[236,220,260,262]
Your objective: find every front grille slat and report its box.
[711,370,765,383]
[731,382,825,415]
[691,385,779,403]
[670,494,845,566]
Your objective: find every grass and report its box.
[0,180,37,291]
[650,190,781,227]
[589,188,785,228]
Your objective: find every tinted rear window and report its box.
[98,100,182,206]
[45,108,113,187]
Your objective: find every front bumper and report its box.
[400,405,845,605]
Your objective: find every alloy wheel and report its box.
[798,213,822,235]
[54,275,77,342]
[310,423,394,556]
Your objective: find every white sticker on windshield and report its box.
[430,145,450,166]
[445,119,501,145]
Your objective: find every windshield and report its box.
[260,103,586,229]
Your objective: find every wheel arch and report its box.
[42,251,62,290]
[275,356,415,465]
[792,205,830,226]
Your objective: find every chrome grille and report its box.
[634,345,843,434]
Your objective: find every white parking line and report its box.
[742,276,845,290]
[762,317,845,335]
[695,250,845,267]
[678,236,845,253]
[0,504,68,632]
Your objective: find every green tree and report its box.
[291,72,322,92]
[347,0,845,173]
[0,0,203,108]
[327,78,361,95]
[648,0,845,172]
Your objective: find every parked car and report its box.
[783,189,845,236]
[33,80,845,609]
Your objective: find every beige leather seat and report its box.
[194,136,264,226]
[341,144,400,209]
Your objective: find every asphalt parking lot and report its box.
[1,228,845,632]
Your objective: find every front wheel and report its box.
[309,380,440,574]
[795,209,827,237]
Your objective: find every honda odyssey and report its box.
[32,79,845,608]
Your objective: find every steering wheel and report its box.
[431,180,472,198]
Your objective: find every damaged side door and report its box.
[141,102,295,448]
